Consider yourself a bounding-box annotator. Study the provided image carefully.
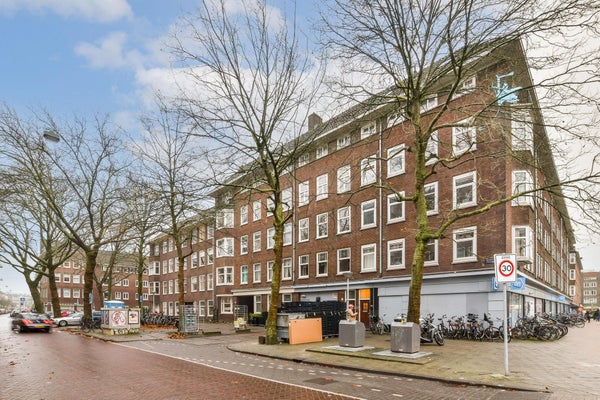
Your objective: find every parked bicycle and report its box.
[369,313,390,334]
[420,313,444,345]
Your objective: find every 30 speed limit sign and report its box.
[494,253,517,283]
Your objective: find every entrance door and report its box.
[360,300,370,327]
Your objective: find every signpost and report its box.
[494,253,517,376]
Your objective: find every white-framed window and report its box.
[240,205,248,225]
[452,76,476,99]
[240,265,249,284]
[387,144,405,177]
[240,235,248,255]
[337,165,351,193]
[387,239,405,270]
[199,301,206,317]
[253,231,261,252]
[267,227,275,249]
[252,200,261,221]
[266,197,274,216]
[337,134,351,149]
[221,297,233,314]
[191,276,198,292]
[337,206,351,234]
[513,226,533,261]
[387,111,404,128]
[426,131,439,165]
[316,252,328,276]
[63,288,71,298]
[152,261,160,275]
[316,212,328,239]
[55,273,61,282]
[216,238,234,257]
[122,279,129,287]
[361,199,376,229]
[298,153,310,167]
[361,156,377,186]
[283,223,292,246]
[424,182,438,215]
[387,192,405,223]
[191,252,198,268]
[512,170,533,207]
[162,281,167,295]
[123,292,129,300]
[73,275,81,284]
[282,258,292,280]
[162,240,168,253]
[361,121,377,140]
[72,288,80,299]
[337,248,351,273]
[199,250,206,266]
[453,226,477,263]
[63,274,71,283]
[115,291,121,300]
[207,248,213,265]
[512,111,533,152]
[298,255,309,278]
[298,181,309,206]
[361,244,376,272]
[207,299,214,316]
[282,188,292,211]
[216,209,234,229]
[168,258,174,273]
[253,263,261,283]
[253,295,262,314]
[420,96,439,112]
[424,239,439,266]
[207,273,213,290]
[452,118,476,156]
[298,218,309,242]
[316,144,328,159]
[316,173,328,200]
[267,261,274,282]
[453,171,477,209]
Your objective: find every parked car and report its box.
[11,312,52,333]
[53,312,84,327]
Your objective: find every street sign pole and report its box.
[494,253,517,376]
[503,282,509,375]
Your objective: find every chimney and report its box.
[308,113,322,131]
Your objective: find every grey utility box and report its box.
[390,322,421,353]
[338,320,365,347]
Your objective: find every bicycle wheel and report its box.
[376,321,385,335]
[433,330,444,345]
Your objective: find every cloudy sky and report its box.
[0,0,598,294]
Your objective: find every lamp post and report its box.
[342,271,353,308]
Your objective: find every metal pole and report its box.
[346,277,350,308]
[503,282,509,375]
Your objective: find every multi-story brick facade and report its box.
[582,271,600,311]
[40,251,149,312]
[148,40,582,326]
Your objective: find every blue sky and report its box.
[0,0,597,295]
[0,0,321,294]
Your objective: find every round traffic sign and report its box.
[498,260,514,277]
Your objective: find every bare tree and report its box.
[132,98,209,315]
[0,109,132,322]
[318,0,600,322]
[168,0,323,344]
[0,109,74,314]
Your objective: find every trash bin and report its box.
[390,321,420,353]
[338,320,365,347]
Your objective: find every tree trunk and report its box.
[265,218,284,345]
[83,249,98,317]
[48,270,61,317]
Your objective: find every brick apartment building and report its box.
[582,271,600,311]
[40,250,150,313]
[145,39,583,326]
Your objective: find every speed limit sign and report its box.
[494,253,517,283]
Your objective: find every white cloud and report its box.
[0,0,132,23]
[75,32,144,70]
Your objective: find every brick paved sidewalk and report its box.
[225,323,600,398]
[87,320,600,398]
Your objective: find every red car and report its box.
[11,312,52,333]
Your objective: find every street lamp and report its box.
[43,129,60,143]
[342,271,353,308]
